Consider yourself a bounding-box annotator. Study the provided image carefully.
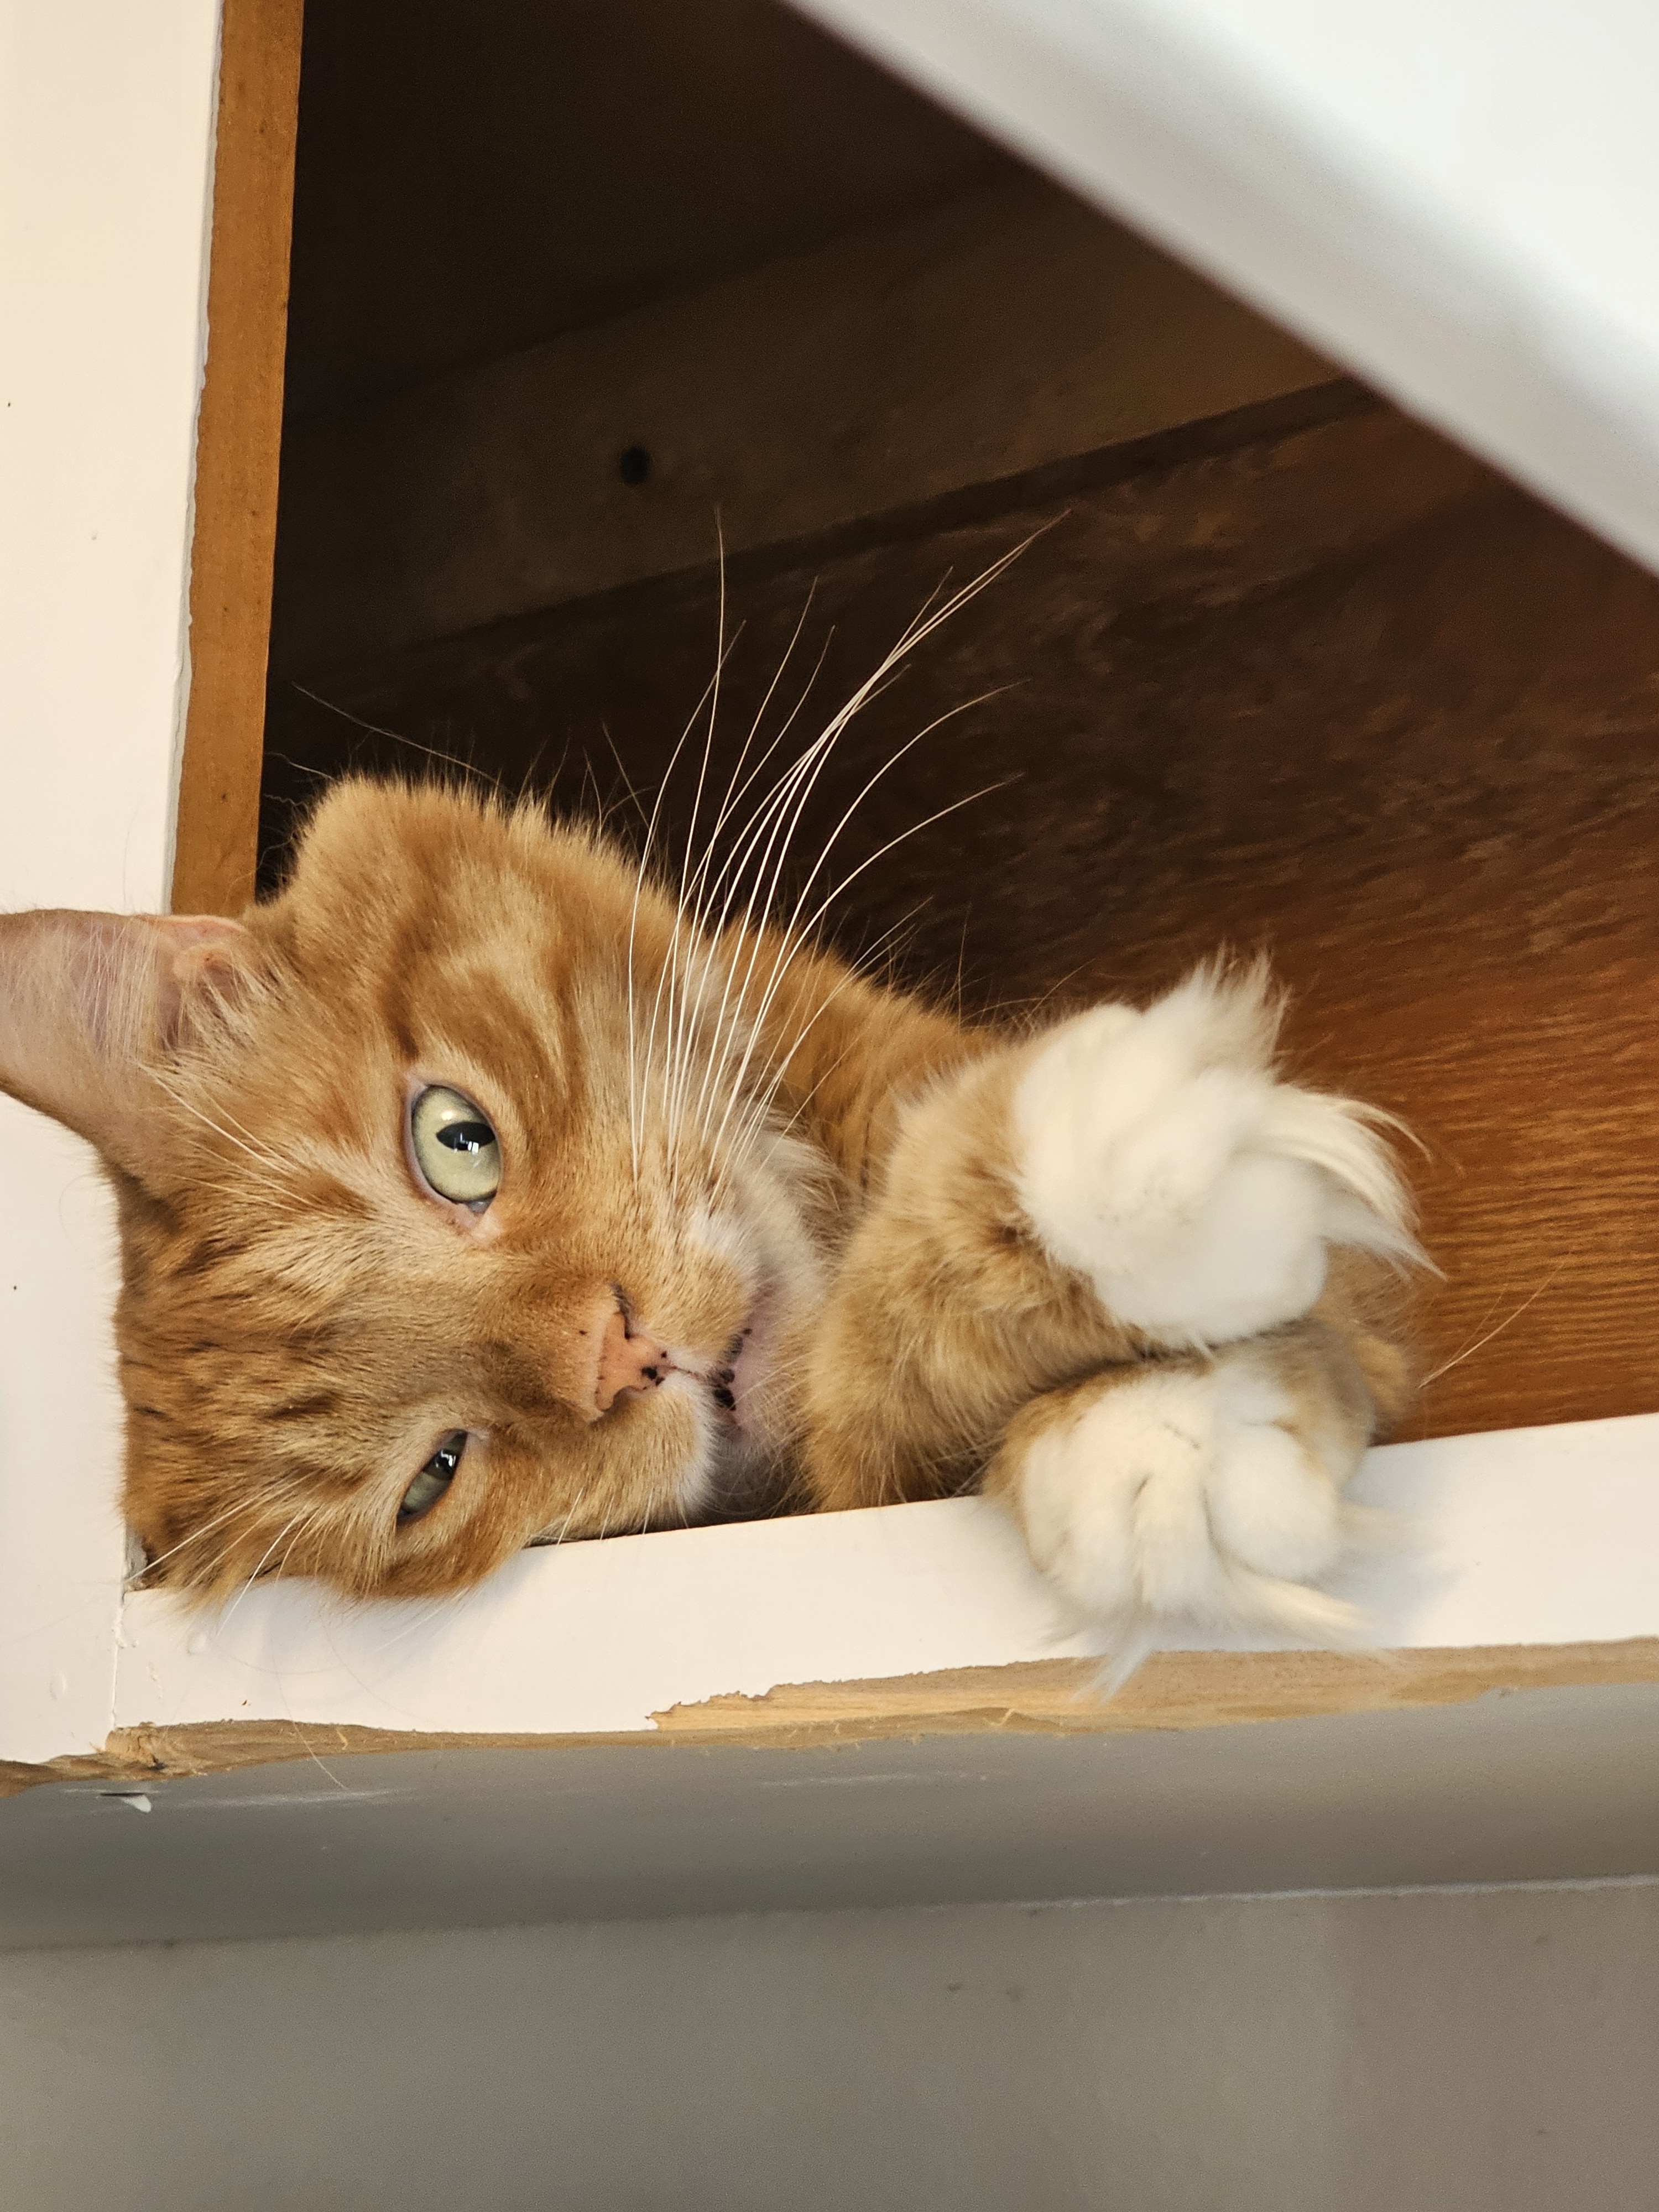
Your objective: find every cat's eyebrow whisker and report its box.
[288,684,495,791]
[670,594,830,1147]
[670,544,973,1156]
[706,734,1011,1167]
[683,665,865,1143]
[597,721,652,832]
[626,645,734,1180]
[187,1089,289,1164]
[677,588,822,982]
[661,541,740,1152]
[674,556,983,1155]
[709,911,921,1189]
[691,541,1030,1152]
[682,672,883,1147]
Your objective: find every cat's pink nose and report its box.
[592,1301,669,1415]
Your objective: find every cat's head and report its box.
[0,780,830,1602]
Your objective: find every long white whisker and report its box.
[674,597,831,1140]
[127,1477,312,1585]
[707,731,1011,1166]
[692,541,1031,1150]
[662,530,734,1156]
[215,1506,313,1632]
[681,579,983,1155]
[712,905,928,1180]
[625,649,732,1178]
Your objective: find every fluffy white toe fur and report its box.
[1014,965,1417,1345]
[1013,1353,1365,1641]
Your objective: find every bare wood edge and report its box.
[170,0,304,917]
[6,1640,1657,1800]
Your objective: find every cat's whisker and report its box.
[124,1486,289,1587]
[687,625,838,949]
[190,1489,316,1590]
[685,703,854,1142]
[664,538,748,1159]
[627,649,733,1180]
[661,541,739,1152]
[705,742,1011,1167]
[1420,1266,1564,1387]
[690,543,1032,1155]
[214,1505,314,1632]
[674,593,829,1136]
[685,677,891,1148]
[691,591,824,906]
[288,684,494,791]
[549,1483,589,1546]
[597,721,652,832]
[273,1501,328,1582]
[709,911,922,1191]
[668,602,898,1159]
[666,591,940,1152]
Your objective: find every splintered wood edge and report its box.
[5,1640,1657,1799]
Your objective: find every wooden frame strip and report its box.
[171,0,304,916]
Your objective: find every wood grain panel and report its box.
[268,171,1329,672]
[262,397,1659,1442]
[171,0,304,916]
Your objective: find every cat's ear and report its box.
[0,910,263,1178]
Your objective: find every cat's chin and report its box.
[724,1281,776,1434]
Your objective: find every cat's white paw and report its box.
[1014,1356,1363,1640]
[1014,967,1415,1345]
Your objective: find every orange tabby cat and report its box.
[0,776,1417,1640]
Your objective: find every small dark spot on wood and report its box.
[617,445,651,487]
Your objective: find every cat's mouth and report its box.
[721,1295,769,1431]
[661,1280,775,1434]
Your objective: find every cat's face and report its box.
[25,782,832,1601]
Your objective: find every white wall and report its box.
[2,1881,1654,2210]
[0,3,221,1759]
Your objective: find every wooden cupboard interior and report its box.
[183,0,1659,1460]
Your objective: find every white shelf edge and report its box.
[796,0,1659,581]
[111,1411,1659,1744]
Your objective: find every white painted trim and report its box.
[795,0,1659,578]
[115,1412,1659,1740]
[0,2,222,1762]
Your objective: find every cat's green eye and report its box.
[410,1084,501,1208]
[399,1432,466,1525]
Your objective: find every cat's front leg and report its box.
[1014,965,1418,1347]
[799,964,1417,1639]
